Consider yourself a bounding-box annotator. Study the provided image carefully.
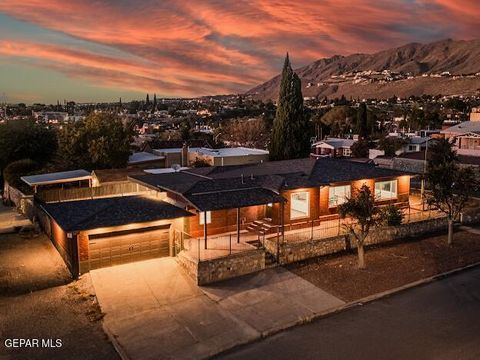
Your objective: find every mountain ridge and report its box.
[247,38,480,100]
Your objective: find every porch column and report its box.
[281,201,285,242]
[204,211,208,249]
[236,207,241,244]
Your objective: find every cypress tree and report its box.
[269,53,310,160]
[357,102,368,138]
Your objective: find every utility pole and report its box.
[420,137,429,210]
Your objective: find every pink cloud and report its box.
[0,0,479,98]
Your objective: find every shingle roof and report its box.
[441,121,480,135]
[42,195,193,232]
[129,158,410,211]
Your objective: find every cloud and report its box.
[0,0,479,100]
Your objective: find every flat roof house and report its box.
[39,158,412,278]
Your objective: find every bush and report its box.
[381,205,404,226]
[3,159,41,194]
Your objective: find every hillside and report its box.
[247,39,480,100]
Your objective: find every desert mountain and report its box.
[247,39,480,100]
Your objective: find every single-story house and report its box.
[311,138,357,158]
[441,121,480,156]
[41,157,412,276]
[153,146,269,167]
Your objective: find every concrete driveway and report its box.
[90,258,344,360]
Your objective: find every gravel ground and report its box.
[0,274,119,360]
[288,228,480,302]
[0,233,71,296]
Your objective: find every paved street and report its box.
[219,266,480,360]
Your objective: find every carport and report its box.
[41,195,193,275]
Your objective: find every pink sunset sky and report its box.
[0,0,479,103]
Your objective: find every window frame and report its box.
[290,191,310,220]
[374,180,398,200]
[199,211,212,225]
[328,184,351,207]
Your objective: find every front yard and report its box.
[288,226,480,302]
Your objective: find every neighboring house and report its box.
[153,146,269,167]
[470,107,480,122]
[38,158,412,277]
[399,136,431,154]
[376,150,480,173]
[311,138,356,158]
[441,121,480,156]
[128,151,166,168]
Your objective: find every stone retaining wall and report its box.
[176,250,265,285]
[265,216,454,265]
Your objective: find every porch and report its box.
[174,191,443,262]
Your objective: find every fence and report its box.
[173,229,261,261]
[37,182,149,203]
[274,206,445,244]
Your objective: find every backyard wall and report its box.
[176,249,265,285]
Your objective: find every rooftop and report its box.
[441,121,480,135]
[42,195,193,232]
[128,152,165,165]
[312,138,356,148]
[129,158,409,211]
[21,169,92,187]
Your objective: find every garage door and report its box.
[88,225,170,270]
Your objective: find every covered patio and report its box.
[176,187,287,261]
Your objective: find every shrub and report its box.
[3,159,41,194]
[381,205,404,226]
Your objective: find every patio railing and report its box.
[173,229,262,261]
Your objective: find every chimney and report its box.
[181,143,188,167]
[250,173,254,180]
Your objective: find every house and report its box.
[153,146,269,167]
[311,138,357,158]
[400,136,431,154]
[470,107,480,122]
[39,158,412,277]
[441,121,480,156]
[127,151,165,168]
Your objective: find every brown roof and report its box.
[93,168,145,184]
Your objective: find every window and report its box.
[199,211,211,225]
[375,180,397,200]
[291,192,309,219]
[329,185,351,207]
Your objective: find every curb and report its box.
[102,321,130,360]
[214,260,480,358]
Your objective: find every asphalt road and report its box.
[219,266,480,360]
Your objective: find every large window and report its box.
[291,192,309,219]
[199,211,211,225]
[328,185,351,207]
[375,180,397,200]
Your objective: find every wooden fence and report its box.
[37,182,149,203]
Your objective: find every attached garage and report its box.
[88,225,171,269]
[41,195,193,276]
